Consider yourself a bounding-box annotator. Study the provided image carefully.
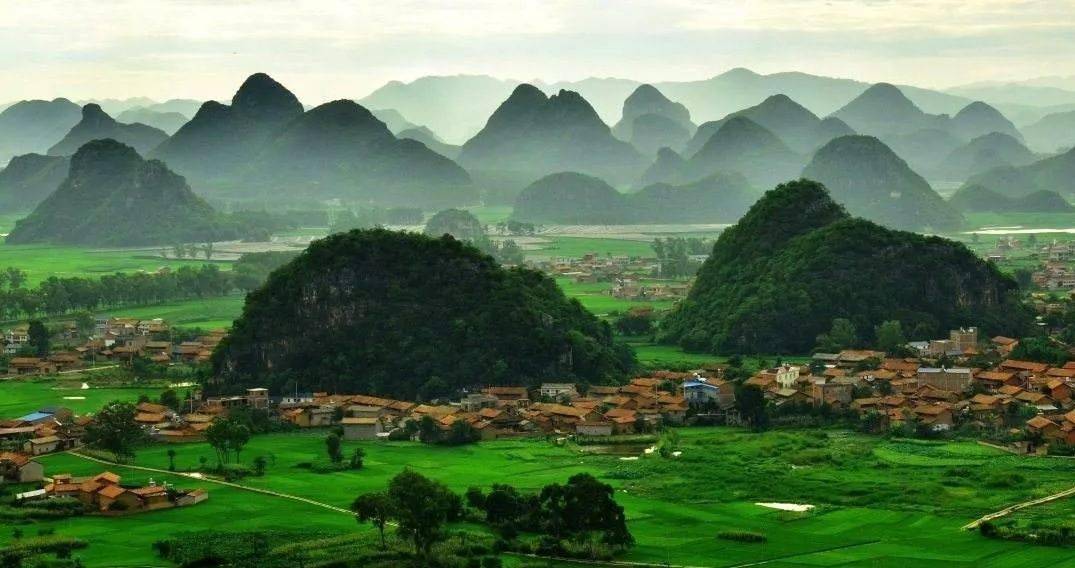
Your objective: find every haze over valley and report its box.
[3,2,1075,567]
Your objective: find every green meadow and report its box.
[555,277,678,317]
[0,377,167,417]
[527,236,655,260]
[6,428,1072,567]
[102,294,246,330]
[0,242,226,287]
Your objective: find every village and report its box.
[3,315,1074,486]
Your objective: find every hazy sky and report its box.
[4,0,1075,103]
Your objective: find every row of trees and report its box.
[0,251,296,320]
[329,207,425,233]
[352,470,632,560]
[651,237,711,278]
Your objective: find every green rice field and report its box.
[0,242,227,287]
[102,295,246,330]
[555,277,678,316]
[527,236,656,260]
[0,377,167,417]
[5,428,1073,567]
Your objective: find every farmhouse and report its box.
[342,417,383,440]
[0,452,43,483]
[916,367,973,392]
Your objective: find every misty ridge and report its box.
[1,67,1075,245]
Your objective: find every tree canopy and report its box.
[213,229,633,398]
[660,179,1031,354]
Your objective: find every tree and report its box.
[734,384,769,432]
[613,311,654,337]
[6,268,26,290]
[819,318,858,351]
[167,448,177,471]
[387,469,457,556]
[349,447,365,469]
[27,320,49,357]
[443,420,480,446]
[326,432,343,464]
[874,320,906,354]
[205,418,252,466]
[159,389,180,411]
[417,416,441,444]
[74,311,95,337]
[253,455,268,476]
[352,491,393,550]
[538,473,633,553]
[83,401,143,462]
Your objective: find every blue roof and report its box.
[683,381,718,389]
[18,411,53,422]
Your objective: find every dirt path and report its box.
[67,450,353,514]
[963,485,1075,530]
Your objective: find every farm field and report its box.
[528,236,656,260]
[10,428,1075,567]
[102,294,246,330]
[0,377,168,417]
[555,277,678,316]
[0,242,228,286]
[624,340,813,369]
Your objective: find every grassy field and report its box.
[8,428,1074,567]
[527,236,655,260]
[0,242,228,287]
[555,277,678,317]
[0,377,167,417]
[962,211,1075,231]
[102,295,246,330]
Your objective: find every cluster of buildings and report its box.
[0,407,89,457]
[15,470,207,514]
[608,278,692,301]
[735,330,1075,448]
[535,252,657,284]
[216,378,693,441]
[2,317,228,376]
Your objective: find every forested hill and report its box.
[212,229,634,398]
[6,139,233,246]
[659,179,1031,354]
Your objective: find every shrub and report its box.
[717,531,767,543]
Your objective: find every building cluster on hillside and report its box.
[2,317,227,376]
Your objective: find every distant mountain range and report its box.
[360,69,982,144]
[802,135,963,232]
[457,84,643,194]
[48,104,168,157]
[0,98,81,164]
[512,171,759,225]
[0,153,69,212]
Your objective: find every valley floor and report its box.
[4,429,1074,567]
